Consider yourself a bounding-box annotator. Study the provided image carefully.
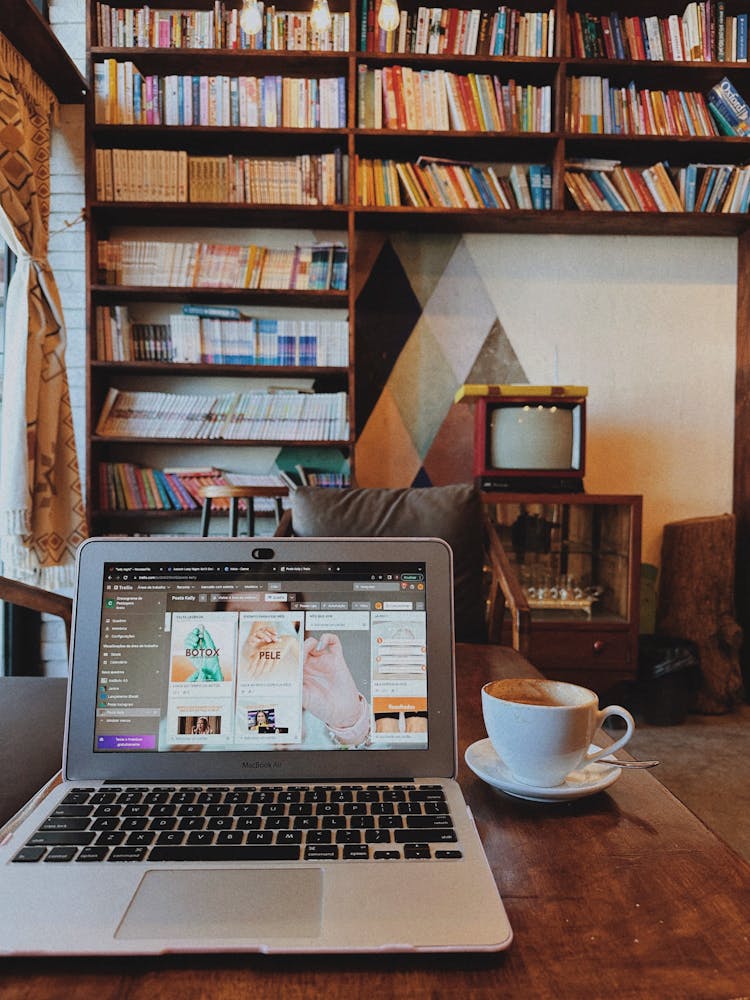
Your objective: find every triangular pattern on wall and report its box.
[355,239,422,436]
[355,235,528,487]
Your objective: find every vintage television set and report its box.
[456,385,588,492]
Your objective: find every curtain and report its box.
[0,35,86,587]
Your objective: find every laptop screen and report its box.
[95,558,429,754]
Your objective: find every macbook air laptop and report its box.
[0,535,512,954]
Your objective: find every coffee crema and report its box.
[484,678,574,708]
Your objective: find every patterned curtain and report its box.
[0,36,86,586]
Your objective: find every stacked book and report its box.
[95,387,350,441]
[357,156,551,209]
[362,4,555,58]
[94,61,347,128]
[96,239,348,291]
[565,158,750,213]
[95,2,350,51]
[95,148,347,206]
[95,305,349,365]
[357,65,552,132]
[566,76,718,136]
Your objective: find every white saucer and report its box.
[464,738,621,803]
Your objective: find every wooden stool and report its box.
[197,484,287,537]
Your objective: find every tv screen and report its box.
[458,385,587,492]
[490,403,581,472]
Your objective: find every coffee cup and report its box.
[481,677,635,788]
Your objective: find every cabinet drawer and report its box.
[529,629,633,671]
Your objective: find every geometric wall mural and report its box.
[355,233,527,487]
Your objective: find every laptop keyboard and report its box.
[12,784,462,864]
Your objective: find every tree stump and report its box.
[656,514,744,714]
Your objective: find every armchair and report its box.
[0,575,73,663]
[275,483,530,654]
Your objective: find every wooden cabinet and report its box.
[483,492,642,692]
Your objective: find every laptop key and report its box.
[436,850,463,859]
[305,830,332,844]
[40,817,91,831]
[406,815,454,828]
[373,850,400,860]
[95,831,126,846]
[148,846,301,862]
[76,847,109,862]
[343,845,370,860]
[305,845,339,860]
[156,831,186,846]
[28,831,96,847]
[365,830,392,844]
[12,847,46,862]
[44,847,78,862]
[394,829,457,844]
[108,847,148,862]
[404,845,432,860]
[276,831,303,845]
[51,804,93,817]
[216,831,244,845]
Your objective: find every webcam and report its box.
[251,547,275,560]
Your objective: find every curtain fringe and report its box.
[0,509,31,535]
[1,537,75,589]
[0,34,58,122]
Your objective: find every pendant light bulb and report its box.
[240,0,263,36]
[310,0,332,33]
[377,0,400,32]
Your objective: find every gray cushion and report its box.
[291,484,486,642]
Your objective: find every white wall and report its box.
[466,234,737,566]
[48,0,738,575]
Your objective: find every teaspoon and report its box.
[600,756,660,769]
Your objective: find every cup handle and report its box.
[584,705,635,765]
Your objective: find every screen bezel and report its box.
[64,536,457,783]
[474,395,586,481]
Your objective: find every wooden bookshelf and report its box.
[85,0,750,539]
[1,0,87,103]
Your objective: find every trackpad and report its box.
[116,868,323,940]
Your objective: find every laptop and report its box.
[0,535,512,955]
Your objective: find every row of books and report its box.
[94,61,347,128]
[96,304,349,366]
[97,463,348,513]
[569,2,747,63]
[357,65,552,132]
[357,156,550,209]
[95,387,350,441]
[96,239,348,291]
[95,148,347,205]
[362,4,555,58]
[97,464,290,513]
[566,75,719,135]
[96,2,350,51]
[565,158,750,214]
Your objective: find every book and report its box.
[707,77,750,136]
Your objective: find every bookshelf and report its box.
[1,0,87,103]
[86,0,750,534]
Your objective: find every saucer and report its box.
[464,739,621,803]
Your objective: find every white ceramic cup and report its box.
[481,677,635,788]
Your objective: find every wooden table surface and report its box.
[3,645,750,999]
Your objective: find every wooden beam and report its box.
[0,0,86,104]
[734,231,750,687]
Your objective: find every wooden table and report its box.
[3,645,750,998]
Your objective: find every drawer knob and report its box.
[593,640,606,654]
